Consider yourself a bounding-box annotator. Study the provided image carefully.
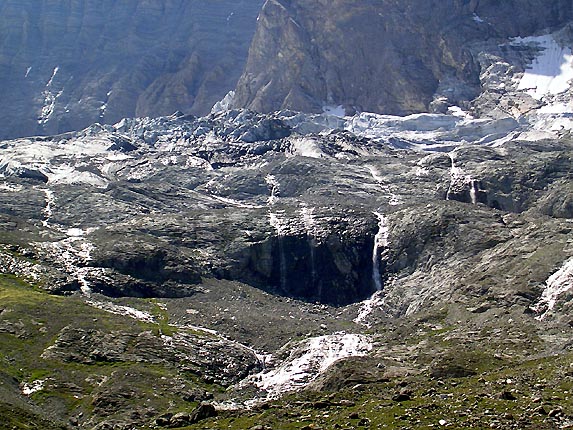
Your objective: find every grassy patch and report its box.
[0,274,223,428]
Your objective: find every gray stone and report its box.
[0,0,263,139]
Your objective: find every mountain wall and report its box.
[233,0,573,115]
[0,0,263,139]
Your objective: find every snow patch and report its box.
[38,66,63,124]
[515,35,573,100]
[21,379,45,395]
[448,106,473,119]
[251,333,372,397]
[66,228,87,237]
[38,89,63,125]
[47,164,108,188]
[532,258,573,320]
[0,183,23,192]
[86,299,156,323]
[538,101,573,114]
[322,105,346,117]
[367,165,384,184]
[289,137,325,159]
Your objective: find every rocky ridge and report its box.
[233,0,573,118]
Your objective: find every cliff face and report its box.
[0,0,263,139]
[233,0,573,115]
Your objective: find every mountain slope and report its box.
[0,109,572,426]
[0,0,263,139]
[233,0,573,115]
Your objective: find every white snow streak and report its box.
[209,194,265,209]
[322,105,346,117]
[532,258,573,320]
[86,300,156,323]
[38,67,62,125]
[39,90,63,125]
[46,67,59,87]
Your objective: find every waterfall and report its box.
[269,213,287,291]
[309,240,318,296]
[266,175,287,291]
[300,205,319,296]
[372,211,389,291]
[42,188,55,227]
[531,257,573,320]
[469,180,479,205]
[445,153,461,201]
[265,174,280,205]
[447,153,480,204]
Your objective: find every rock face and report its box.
[0,107,571,315]
[3,0,573,139]
[233,0,573,115]
[0,0,263,139]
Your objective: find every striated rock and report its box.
[234,0,573,116]
[0,0,263,139]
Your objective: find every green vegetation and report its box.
[0,274,216,429]
[1,275,571,430]
[186,352,573,430]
